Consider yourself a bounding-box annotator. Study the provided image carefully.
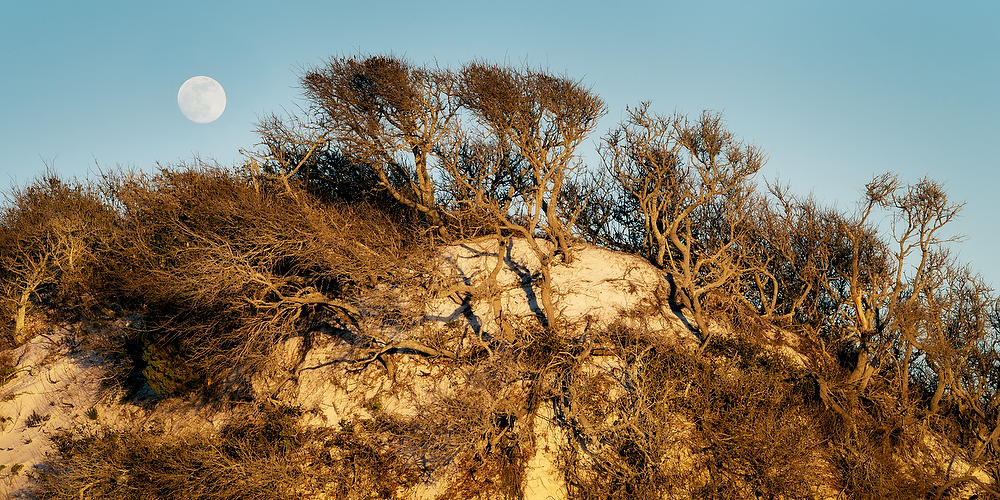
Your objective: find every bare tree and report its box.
[567,167,646,254]
[910,263,993,414]
[0,240,50,343]
[603,104,764,352]
[301,55,459,238]
[829,175,963,390]
[437,136,528,239]
[249,113,333,197]
[735,185,838,327]
[453,62,605,326]
[0,176,108,344]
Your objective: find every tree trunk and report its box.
[929,366,951,415]
[899,340,912,407]
[930,381,945,415]
[538,266,555,329]
[13,288,31,344]
[693,296,712,355]
[846,347,876,389]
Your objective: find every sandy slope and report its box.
[0,331,111,495]
[0,329,225,496]
[0,239,991,497]
[0,240,813,497]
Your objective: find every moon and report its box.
[177,76,226,123]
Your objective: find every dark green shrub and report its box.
[139,337,202,397]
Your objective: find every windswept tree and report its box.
[453,62,605,326]
[436,137,528,239]
[603,104,764,352]
[300,55,459,237]
[0,177,111,344]
[737,187,844,327]
[830,175,963,390]
[910,264,994,414]
[251,114,392,206]
[952,300,1000,441]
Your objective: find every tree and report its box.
[453,62,605,326]
[603,104,764,352]
[301,55,459,238]
[0,176,109,344]
[832,175,963,391]
[911,263,993,414]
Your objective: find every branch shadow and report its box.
[504,238,548,327]
[421,266,484,337]
[663,273,700,340]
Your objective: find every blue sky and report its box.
[1,1,997,287]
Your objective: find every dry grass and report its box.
[82,165,426,397]
[29,403,419,500]
[0,351,14,388]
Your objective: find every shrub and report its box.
[29,404,419,499]
[0,175,114,346]
[25,410,50,428]
[139,337,202,397]
[0,351,15,387]
[558,324,824,498]
[95,165,418,395]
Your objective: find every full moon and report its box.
[177,76,226,123]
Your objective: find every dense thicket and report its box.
[30,403,418,499]
[4,54,999,497]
